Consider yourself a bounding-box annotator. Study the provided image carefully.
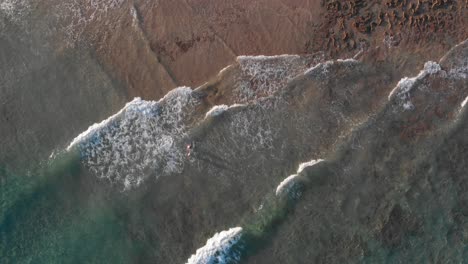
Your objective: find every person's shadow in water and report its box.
[190,141,238,173]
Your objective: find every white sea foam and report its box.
[388,77,415,100]
[130,5,138,26]
[276,159,324,196]
[205,105,229,118]
[424,61,442,74]
[297,159,324,173]
[388,61,441,110]
[0,0,17,14]
[304,60,333,75]
[218,65,233,75]
[56,0,125,44]
[275,174,300,196]
[66,98,141,151]
[67,87,199,190]
[237,54,300,62]
[383,34,399,48]
[228,108,275,151]
[205,104,245,118]
[447,58,468,79]
[186,227,243,264]
[0,0,30,22]
[304,58,358,77]
[461,96,468,109]
[235,55,311,103]
[337,58,358,63]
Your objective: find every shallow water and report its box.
[1,1,468,263]
[2,53,467,263]
[1,151,148,263]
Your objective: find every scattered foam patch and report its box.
[228,108,275,151]
[186,227,243,264]
[388,61,441,110]
[235,55,314,103]
[0,0,30,22]
[56,0,125,45]
[383,34,399,48]
[448,58,468,79]
[67,87,199,190]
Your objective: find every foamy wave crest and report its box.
[462,96,468,109]
[205,105,229,118]
[67,87,200,190]
[304,59,358,78]
[276,159,324,196]
[304,60,333,75]
[460,96,468,113]
[388,61,441,110]
[205,104,245,119]
[297,159,324,173]
[275,174,300,197]
[186,227,243,264]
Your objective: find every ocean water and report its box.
[0,150,313,263]
[1,46,467,263]
[1,2,468,263]
[0,150,147,263]
[0,52,356,262]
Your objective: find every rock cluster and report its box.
[313,0,467,55]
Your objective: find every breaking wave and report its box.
[66,54,330,190]
[54,39,467,263]
[67,87,200,190]
[186,227,243,264]
[276,159,324,197]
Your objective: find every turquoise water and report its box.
[0,152,146,263]
[0,150,307,263]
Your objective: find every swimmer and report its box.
[186,142,194,157]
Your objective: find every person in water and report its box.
[186,142,194,157]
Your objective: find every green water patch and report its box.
[221,161,332,262]
[0,151,145,263]
[226,184,304,262]
[242,200,291,255]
